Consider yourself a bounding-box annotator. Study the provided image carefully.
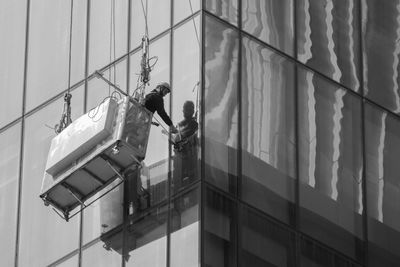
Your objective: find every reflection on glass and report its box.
[172,18,200,194]
[365,103,400,265]
[0,124,21,267]
[174,0,200,24]
[82,239,122,267]
[130,0,170,49]
[363,0,400,114]
[298,67,363,261]
[240,205,296,267]
[170,188,200,267]
[26,0,70,111]
[125,206,168,267]
[204,188,237,267]
[89,0,128,74]
[19,88,84,267]
[130,34,170,206]
[241,37,296,224]
[242,0,294,55]
[0,1,26,127]
[204,15,239,194]
[301,237,360,267]
[297,0,361,92]
[205,0,238,26]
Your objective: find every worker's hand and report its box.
[170,125,178,134]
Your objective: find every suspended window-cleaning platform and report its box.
[40,96,152,221]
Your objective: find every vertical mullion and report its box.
[15,0,30,266]
[200,2,205,267]
[237,0,242,266]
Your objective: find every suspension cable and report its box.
[189,0,200,46]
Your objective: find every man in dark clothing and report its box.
[144,82,178,133]
[172,101,198,192]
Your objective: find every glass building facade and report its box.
[1,0,400,266]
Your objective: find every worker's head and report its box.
[157,82,171,97]
[183,101,195,119]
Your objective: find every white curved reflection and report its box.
[325,0,342,82]
[377,112,387,222]
[307,71,317,187]
[299,0,312,63]
[391,2,400,113]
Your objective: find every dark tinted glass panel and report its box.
[172,19,200,195]
[297,0,361,92]
[170,188,200,267]
[240,205,296,267]
[125,206,168,267]
[241,37,296,224]
[365,103,400,266]
[89,0,128,74]
[82,238,122,267]
[298,68,364,261]
[363,0,400,114]
[301,237,361,267]
[205,0,238,26]
[19,88,84,266]
[242,0,294,55]
[204,15,239,194]
[26,0,70,111]
[204,188,237,267]
[0,1,26,127]
[0,123,21,267]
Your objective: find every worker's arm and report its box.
[155,97,173,126]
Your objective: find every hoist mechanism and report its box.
[54,92,72,134]
[140,36,151,86]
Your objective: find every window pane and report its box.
[0,123,21,267]
[19,87,84,266]
[131,0,170,50]
[240,205,296,267]
[242,0,294,56]
[204,15,239,194]
[174,0,200,24]
[172,18,200,195]
[205,0,238,26]
[365,103,400,265]
[297,0,361,92]
[89,0,128,74]
[362,0,400,114]
[125,206,168,267]
[170,188,200,267]
[26,0,71,111]
[204,188,237,267]
[301,237,361,267]
[0,1,26,127]
[298,68,364,261]
[82,239,122,267]
[241,37,296,224]
[70,0,87,85]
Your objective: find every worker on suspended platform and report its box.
[144,82,178,133]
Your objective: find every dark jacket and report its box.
[144,90,173,126]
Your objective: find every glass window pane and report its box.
[298,68,364,261]
[26,0,71,111]
[131,0,170,50]
[362,0,400,114]
[89,0,128,74]
[240,205,296,267]
[0,123,21,267]
[204,188,237,267]
[172,18,200,195]
[205,0,238,26]
[242,0,294,56]
[297,0,361,92]
[174,0,200,24]
[170,188,200,267]
[82,239,122,267]
[241,37,296,224]
[18,87,84,266]
[125,206,168,267]
[301,237,361,267]
[204,15,239,194]
[70,0,87,85]
[0,1,26,127]
[365,103,400,265]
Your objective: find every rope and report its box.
[189,0,200,46]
